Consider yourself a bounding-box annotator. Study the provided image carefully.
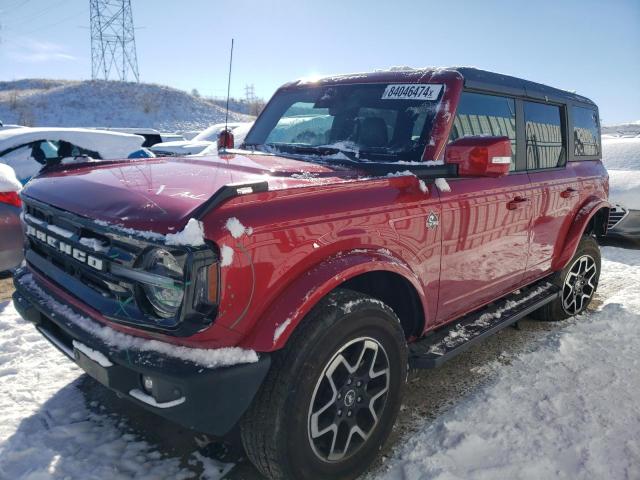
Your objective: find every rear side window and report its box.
[573,106,600,156]
[449,92,517,170]
[524,101,565,170]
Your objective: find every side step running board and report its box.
[409,280,560,369]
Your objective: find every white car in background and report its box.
[0,127,145,184]
[92,127,184,147]
[0,121,26,130]
[602,136,640,247]
[196,121,254,156]
[150,122,247,156]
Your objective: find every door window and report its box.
[572,106,600,157]
[449,92,517,170]
[524,102,566,169]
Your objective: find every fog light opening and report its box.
[142,375,154,394]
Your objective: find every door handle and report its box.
[507,197,529,210]
[560,188,578,199]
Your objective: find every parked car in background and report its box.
[196,122,254,156]
[92,127,184,147]
[175,130,200,141]
[0,164,23,273]
[601,136,640,247]
[12,67,609,480]
[150,122,247,156]
[0,127,145,184]
[0,121,25,130]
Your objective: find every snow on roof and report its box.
[0,127,144,159]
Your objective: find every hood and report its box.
[22,153,356,233]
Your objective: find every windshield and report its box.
[245,83,444,162]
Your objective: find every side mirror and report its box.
[445,136,512,177]
[217,129,234,151]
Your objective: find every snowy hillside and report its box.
[602,121,640,138]
[0,79,253,132]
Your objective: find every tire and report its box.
[240,289,408,480]
[531,235,601,321]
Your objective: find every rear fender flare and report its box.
[552,196,610,271]
[238,251,425,352]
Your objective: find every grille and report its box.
[22,200,141,302]
[607,205,628,230]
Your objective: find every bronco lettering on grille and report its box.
[25,224,104,271]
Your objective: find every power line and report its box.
[89,0,140,82]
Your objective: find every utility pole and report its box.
[89,0,140,82]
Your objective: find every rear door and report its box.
[522,101,580,281]
[435,92,533,325]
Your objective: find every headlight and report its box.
[142,248,184,318]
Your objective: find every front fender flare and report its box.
[552,196,610,271]
[238,251,425,352]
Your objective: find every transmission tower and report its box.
[245,84,256,103]
[90,0,140,82]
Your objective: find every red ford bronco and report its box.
[13,67,609,480]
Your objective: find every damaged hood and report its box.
[22,153,355,233]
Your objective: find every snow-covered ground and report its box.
[1,247,639,479]
[373,246,640,480]
[0,79,252,132]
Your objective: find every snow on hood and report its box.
[0,163,21,192]
[0,127,144,159]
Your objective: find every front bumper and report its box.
[13,269,271,437]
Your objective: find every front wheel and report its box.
[241,289,407,480]
[532,235,601,321]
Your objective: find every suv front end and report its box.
[13,196,270,436]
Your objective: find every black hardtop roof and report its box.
[298,67,596,108]
[455,67,595,107]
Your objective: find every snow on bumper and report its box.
[12,269,271,436]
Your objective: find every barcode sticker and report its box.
[381,84,443,101]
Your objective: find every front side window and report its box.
[448,92,517,170]
[524,102,566,169]
[573,106,600,157]
[245,83,445,162]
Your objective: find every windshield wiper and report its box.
[264,143,343,156]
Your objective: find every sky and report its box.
[0,0,638,124]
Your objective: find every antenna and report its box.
[224,38,234,137]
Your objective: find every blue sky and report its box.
[0,0,638,123]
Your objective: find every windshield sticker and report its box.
[381,84,443,101]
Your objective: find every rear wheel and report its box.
[241,289,407,480]
[532,236,601,321]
